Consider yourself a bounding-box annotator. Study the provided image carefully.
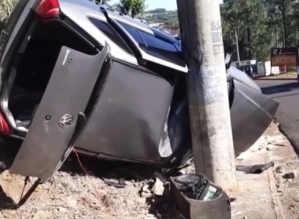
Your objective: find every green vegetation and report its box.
[221,0,299,61]
[113,0,146,18]
[139,9,178,28]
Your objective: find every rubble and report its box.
[282,172,296,180]
[151,177,165,196]
[275,166,283,173]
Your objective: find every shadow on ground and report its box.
[261,82,299,95]
[0,185,18,210]
[146,195,183,219]
[0,139,21,210]
[0,137,176,212]
[61,152,161,182]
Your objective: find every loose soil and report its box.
[0,122,298,219]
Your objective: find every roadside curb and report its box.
[267,153,285,219]
[254,78,297,81]
[231,122,286,219]
[278,118,299,172]
[278,123,299,155]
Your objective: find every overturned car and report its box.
[0,0,279,182]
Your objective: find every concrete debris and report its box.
[140,184,152,198]
[275,166,283,173]
[57,207,67,212]
[151,177,165,196]
[282,172,296,180]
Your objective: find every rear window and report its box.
[88,17,133,55]
[118,21,185,67]
[117,21,144,44]
[139,31,178,52]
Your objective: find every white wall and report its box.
[264,61,280,75]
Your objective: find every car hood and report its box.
[228,66,261,92]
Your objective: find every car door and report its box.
[9,43,111,182]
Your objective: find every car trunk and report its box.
[6,19,98,133]
[5,15,112,181]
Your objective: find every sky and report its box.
[109,0,223,11]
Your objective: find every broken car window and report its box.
[88,17,133,55]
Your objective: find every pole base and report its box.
[170,174,231,219]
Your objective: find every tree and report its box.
[221,0,273,61]
[265,0,295,47]
[146,8,166,14]
[116,0,146,18]
[131,0,146,17]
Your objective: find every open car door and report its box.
[10,43,110,182]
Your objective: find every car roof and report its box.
[59,0,187,72]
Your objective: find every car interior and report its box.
[8,19,98,130]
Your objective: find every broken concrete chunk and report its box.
[140,184,152,198]
[282,172,296,180]
[151,177,165,196]
[275,166,283,173]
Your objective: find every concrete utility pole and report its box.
[176,0,237,191]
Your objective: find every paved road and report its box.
[256,79,299,149]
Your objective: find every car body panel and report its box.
[10,44,110,181]
[58,0,138,65]
[76,60,174,163]
[59,0,187,72]
[0,0,35,62]
[0,0,279,180]
[103,9,188,73]
[230,77,279,155]
[228,66,261,91]
[77,64,279,163]
[0,0,38,130]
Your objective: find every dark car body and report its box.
[0,0,279,181]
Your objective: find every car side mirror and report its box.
[225,53,232,70]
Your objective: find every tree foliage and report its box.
[221,0,299,61]
[116,0,146,18]
[140,0,299,62]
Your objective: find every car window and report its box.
[118,21,185,67]
[139,31,177,52]
[150,27,179,44]
[138,31,185,66]
[117,21,144,44]
[88,17,133,55]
